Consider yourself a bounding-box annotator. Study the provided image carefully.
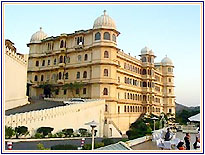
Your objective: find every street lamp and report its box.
[85,120,98,150]
[151,117,158,131]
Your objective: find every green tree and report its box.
[39,83,53,98]
[15,126,29,138]
[62,128,74,137]
[79,128,88,137]
[36,127,54,137]
[5,126,15,139]
[63,82,85,97]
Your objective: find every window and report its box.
[169,109,172,113]
[143,82,147,87]
[76,36,84,45]
[60,40,64,48]
[118,77,120,83]
[124,92,126,99]
[169,78,171,82]
[112,34,116,42]
[67,56,70,63]
[76,88,79,94]
[48,60,50,66]
[169,89,172,93]
[76,72,80,79]
[65,72,68,79]
[118,106,120,113]
[103,32,110,40]
[83,71,87,78]
[59,56,63,63]
[124,106,126,112]
[83,88,87,94]
[34,75,38,81]
[64,56,66,64]
[84,54,88,61]
[104,51,109,58]
[54,59,57,65]
[36,61,39,67]
[42,60,45,66]
[142,57,146,62]
[64,90,67,95]
[103,88,108,95]
[77,55,82,61]
[168,68,172,72]
[105,104,108,112]
[95,32,101,40]
[55,89,59,95]
[58,72,62,80]
[104,69,108,76]
[41,75,44,81]
[142,69,147,75]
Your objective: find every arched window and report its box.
[58,72,62,80]
[67,56,70,63]
[60,40,64,48]
[112,34,116,42]
[34,75,38,81]
[104,51,109,58]
[54,59,57,65]
[77,55,82,61]
[142,69,147,75]
[103,88,108,95]
[42,60,45,66]
[76,88,79,94]
[41,75,44,81]
[143,82,147,87]
[59,56,63,63]
[95,32,101,40]
[84,54,88,61]
[103,32,110,40]
[83,88,87,94]
[76,72,80,79]
[83,71,87,78]
[64,56,66,63]
[105,104,108,112]
[65,72,68,79]
[104,69,108,76]
[142,57,146,62]
[36,61,39,67]
[124,106,126,112]
[143,95,147,101]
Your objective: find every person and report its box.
[193,137,200,150]
[184,133,191,150]
[164,128,172,141]
[177,141,186,150]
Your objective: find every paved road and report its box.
[5,138,122,150]
[5,99,64,116]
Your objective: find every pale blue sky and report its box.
[4,4,201,107]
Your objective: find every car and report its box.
[63,98,85,105]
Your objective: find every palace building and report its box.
[27,11,175,137]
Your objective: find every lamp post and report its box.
[151,117,158,131]
[85,120,98,150]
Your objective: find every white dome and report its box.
[30,27,47,43]
[141,46,150,54]
[93,10,116,30]
[149,49,154,55]
[161,56,173,66]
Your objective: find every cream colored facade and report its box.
[5,40,29,110]
[27,11,175,136]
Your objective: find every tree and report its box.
[36,127,54,137]
[15,126,29,138]
[63,82,85,98]
[39,83,53,98]
[5,126,15,139]
[62,128,74,137]
[79,128,88,137]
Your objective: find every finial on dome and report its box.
[40,27,42,31]
[103,10,107,15]
[166,54,167,57]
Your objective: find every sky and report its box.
[4,3,201,107]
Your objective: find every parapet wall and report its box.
[5,100,105,137]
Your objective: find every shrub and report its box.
[79,128,87,137]
[101,138,114,146]
[83,142,104,150]
[36,127,54,137]
[5,126,15,139]
[15,126,28,138]
[37,143,50,150]
[51,144,77,150]
[56,131,64,138]
[34,133,43,139]
[62,128,74,137]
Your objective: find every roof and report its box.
[96,142,132,150]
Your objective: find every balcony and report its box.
[57,79,64,84]
[58,62,65,67]
[60,47,66,52]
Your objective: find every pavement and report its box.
[5,99,64,116]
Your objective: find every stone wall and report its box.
[5,100,105,137]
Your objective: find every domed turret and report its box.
[141,46,150,55]
[30,27,47,43]
[161,55,173,66]
[93,10,116,30]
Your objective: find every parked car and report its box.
[63,98,85,105]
